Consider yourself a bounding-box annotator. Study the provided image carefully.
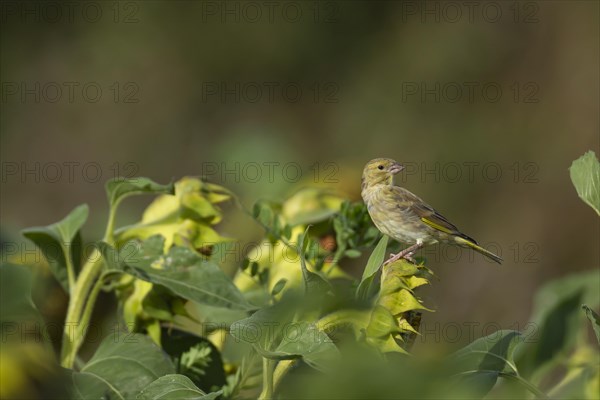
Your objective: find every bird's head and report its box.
[362,158,405,187]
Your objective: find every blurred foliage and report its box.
[1,155,598,398]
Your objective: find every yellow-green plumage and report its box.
[361,158,502,264]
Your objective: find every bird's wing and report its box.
[389,186,477,244]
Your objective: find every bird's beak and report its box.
[389,162,405,175]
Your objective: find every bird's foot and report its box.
[384,251,415,265]
[383,243,423,266]
[403,252,417,264]
[384,253,400,266]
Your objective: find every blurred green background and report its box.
[1,0,598,352]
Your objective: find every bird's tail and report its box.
[455,237,503,264]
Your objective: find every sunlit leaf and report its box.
[356,235,389,300]
[282,188,344,226]
[569,150,600,215]
[582,304,600,345]
[379,289,431,316]
[366,305,399,338]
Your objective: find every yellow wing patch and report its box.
[420,217,453,234]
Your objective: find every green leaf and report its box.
[0,263,48,347]
[72,333,175,399]
[451,330,524,396]
[271,278,287,296]
[275,321,339,371]
[547,365,598,400]
[125,245,253,311]
[127,235,166,268]
[22,204,88,291]
[230,302,338,370]
[366,305,399,338]
[518,269,600,378]
[356,235,389,300]
[96,241,125,272]
[344,249,362,258]
[230,301,293,358]
[582,304,600,345]
[569,150,600,215]
[297,231,331,295]
[161,329,226,393]
[137,375,221,400]
[378,289,431,315]
[253,201,275,228]
[106,177,174,208]
[281,188,344,226]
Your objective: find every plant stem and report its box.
[60,248,104,368]
[103,205,118,245]
[258,358,275,400]
[73,274,105,346]
[272,360,296,394]
[61,202,119,368]
[324,246,345,276]
[500,372,548,399]
[62,242,76,294]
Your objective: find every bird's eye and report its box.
[377,165,384,170]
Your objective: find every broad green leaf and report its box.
[582,304,600,345]
[451,330,524,396]
[127,235,166,268]
[518,269,600,378]
[136,375,221,400]
[230,301,338,370]
[569,150,600,215]
[230,301,293,358]
[22,204,88,291]
[275,321,339,371]
[106,177,174,207]
[125,245,253,311]
[0,263,48,348]
[356,235,389,300]
[97,236,164,272]
[72,333,175,399]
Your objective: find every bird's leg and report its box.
[384,242,424,265]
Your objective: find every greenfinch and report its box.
[361,158,502,264]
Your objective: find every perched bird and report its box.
[361,158,502,264]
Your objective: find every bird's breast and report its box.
[362,185,433,245]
